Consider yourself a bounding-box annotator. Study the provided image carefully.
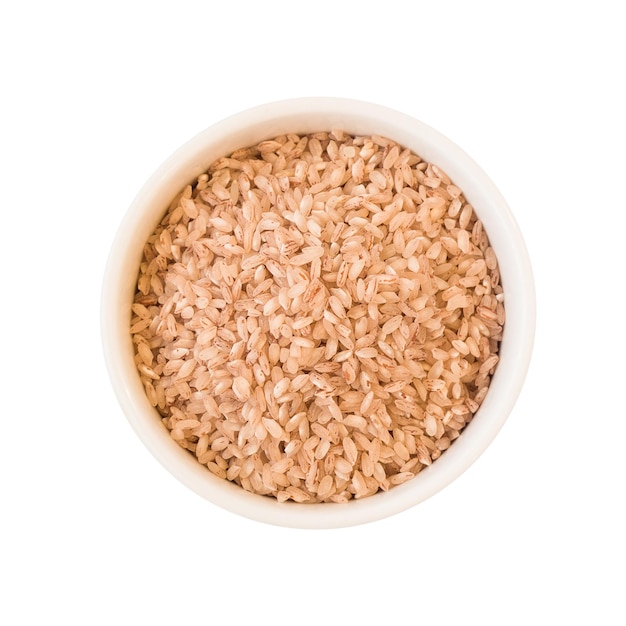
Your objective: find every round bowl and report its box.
[101,97,535,528]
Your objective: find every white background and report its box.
[2,1,624,624]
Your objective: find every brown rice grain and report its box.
[131,131,504,503]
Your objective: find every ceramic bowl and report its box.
[101,98,535,528]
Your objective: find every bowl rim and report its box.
[101,97,536,528]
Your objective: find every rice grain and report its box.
[131,131,504,503]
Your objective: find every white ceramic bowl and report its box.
[102,98,535,528]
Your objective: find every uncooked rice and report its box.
[131,131,504,503]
